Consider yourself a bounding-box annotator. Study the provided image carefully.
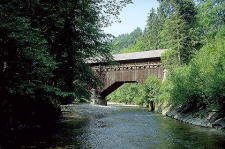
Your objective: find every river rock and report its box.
[207,112,220,122]
[162,105,172,115]
[212,118,225,129]
[156,103,164,113]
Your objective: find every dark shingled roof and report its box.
[88,49,166,64]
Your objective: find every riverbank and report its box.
[108,102,140,107]
[108,102,225,130]
[107,102,225,130]
[155,102,225,130]
[61,102,225,131]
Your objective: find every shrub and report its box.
[168,66,202,105]
[142,75,161,104]
[107,83,140,104]
[189,35,225,109]
[157,80,173,103]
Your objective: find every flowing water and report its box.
[2,104,225,149]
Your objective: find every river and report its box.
[2,104,225,149]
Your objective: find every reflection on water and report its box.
[1,106,225,149]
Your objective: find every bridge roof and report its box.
[113,49,166,61]
[88,49,166,64]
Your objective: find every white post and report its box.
[163,69,168,82]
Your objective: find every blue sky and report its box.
[103,0,159,37]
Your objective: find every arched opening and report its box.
[100,81,137,98]
[105,81,141,105]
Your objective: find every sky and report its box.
[103,0,159,37]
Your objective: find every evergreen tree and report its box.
[197,0,225,40]
[111,27,143,53]
[145,8,165,50]
[160,0,199,64]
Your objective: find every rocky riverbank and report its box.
[61,102,225,131]
[155,102,225,130]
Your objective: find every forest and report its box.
[108,0,225,117]
[0,0,225,140]
[0,0,132,136]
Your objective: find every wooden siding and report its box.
[91,59,164,97]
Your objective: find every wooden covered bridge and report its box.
[89,49,166,105]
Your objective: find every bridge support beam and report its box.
[90,89,107,106]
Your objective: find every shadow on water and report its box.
[0,118,88,149]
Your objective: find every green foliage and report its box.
[107,83,142,104]
[190,33,225,106]
[111,7,166,54]
[145,8,165,50]
[107,75,161,105]
[160,31,225,109]
[158,80,173,103]
[111,27,143,53]
[111,0,199,63]
[118,38,149,53]
[155,1,225,114]
[0,0,131,132]
[161,49,180,70]
[160,0,199,64]
[108,0,225,115]
[197,0,225,40]
[167,66,201,105]
[142,75,161,103]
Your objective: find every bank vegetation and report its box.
[108,0,225,123]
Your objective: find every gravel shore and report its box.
[61,103,121,120]
[60,102,140,120]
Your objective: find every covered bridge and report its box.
[89,49,166,105]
